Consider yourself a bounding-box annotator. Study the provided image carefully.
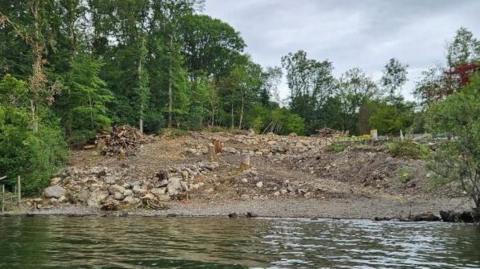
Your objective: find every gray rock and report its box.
[123,196,140,205]
[151,188,167,196]
[132,185,147,195]
[87,190,109,207]
[256,181,263,188]
[167,177,183,195]
[123,189,133,197]
[44,186,66,199]
[108,185,125,195]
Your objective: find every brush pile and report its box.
[96,125,149,156]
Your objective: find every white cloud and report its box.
[204,0,480,101]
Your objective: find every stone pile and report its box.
[40,161,219,210]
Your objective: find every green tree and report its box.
[426,73,480,209]
[56,54,113,146]
[368,99,415,135]
[447,27,480,68]
[337,67,378,134]
[281,50,336,134]
[381,58,408,101]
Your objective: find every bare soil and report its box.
[8,131,473,219]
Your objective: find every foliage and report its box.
[368,99,415,135]
[447,27,480,68]
[249,105,305,135]
[55,54,113,146]
[387,140,430,160]
[426,73,480,208]
[281,50,336,134]
[0,75,68,194]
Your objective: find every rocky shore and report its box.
[2,130,477,222]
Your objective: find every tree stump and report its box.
[240,154,250,170]
[208,144,216,162]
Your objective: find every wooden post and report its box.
[17,176,21,205]
[1,184,4,213]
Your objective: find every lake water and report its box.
[0,216,479,269]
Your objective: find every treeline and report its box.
[0,0,300,144]
[0,0,301,193]
[0,0,479,193]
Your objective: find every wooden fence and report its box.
[0,176,21,213]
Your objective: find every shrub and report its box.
[387,140,430,159]
[0,75,68,195]
[0,107,68,194]
[397,167,414,183]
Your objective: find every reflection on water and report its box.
[0,216,479,268]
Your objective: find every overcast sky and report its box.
[204,0,480,101]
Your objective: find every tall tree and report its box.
[281,50,336,134]
[338,67,378,134]
[447,27,480,68]
[381,58,408,101]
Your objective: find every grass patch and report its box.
[326,142,348,153]
[387,140,430,159]
[397,167,415,183]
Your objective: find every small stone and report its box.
[50,177,62,185]
[104,175,116,184]
[241,178,248,183]
[256,181,263,188]
[132,185,147,195]
[58,196,68,203]
[123,196,140,205]
[124,189,133,197]
[273,191,280,196]
[151,188,167,196]
[228,213,238,218]
[113,192,125,200]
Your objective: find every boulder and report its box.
[87,190,109,207]
[44,186,66,199]
[413,212,440,222]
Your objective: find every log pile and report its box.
[96,125,149,156]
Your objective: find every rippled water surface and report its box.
[0,216,479,268]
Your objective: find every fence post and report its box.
[1,184,4,213]
[17,176,21,205]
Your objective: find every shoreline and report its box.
[0,197,473,221]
